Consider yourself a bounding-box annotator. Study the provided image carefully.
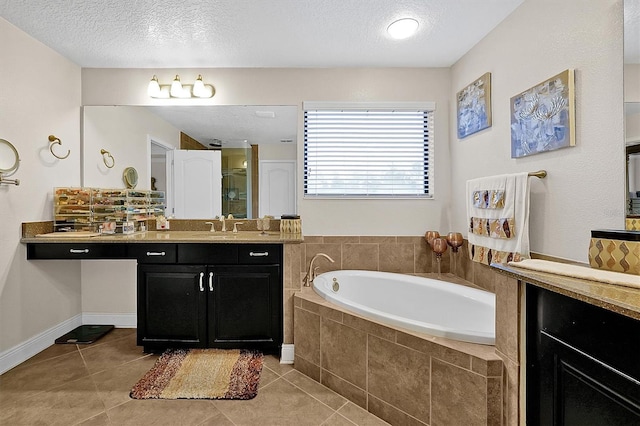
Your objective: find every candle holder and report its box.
[445,232,464,253]
[431,237,448,277]
[424,230,440,247]
[445,232,463,276]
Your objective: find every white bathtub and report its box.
[313,270,495,345]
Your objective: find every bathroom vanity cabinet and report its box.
[526,285,640,425]
[135,243,282,353]
[134,244,282,352]
[25,240,284,354]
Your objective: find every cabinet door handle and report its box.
[69,248,89,254]
[146,251,166,256]
[199,272,204,292]
[208,272,213,291]
[249,251,269,257]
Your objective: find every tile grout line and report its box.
[280,368,348,416]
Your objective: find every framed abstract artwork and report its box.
[457,72,492,139]
[510,69,575,158]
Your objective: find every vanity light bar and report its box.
[148,74,215,99]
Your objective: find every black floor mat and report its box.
[55,325,114,344]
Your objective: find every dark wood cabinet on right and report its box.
[526,285,640,425]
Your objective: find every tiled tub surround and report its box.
[293,236,523,425]
[294,289,503,426]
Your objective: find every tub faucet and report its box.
[303,253,335,287]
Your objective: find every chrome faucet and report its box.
[303,253,335,287]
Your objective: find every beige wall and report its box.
[450,0,625,263]
[82,106,180,189]
[628,112,640,143]
[0,17,82,356]
[625,64,640,102]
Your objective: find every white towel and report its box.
[466,172,531,263]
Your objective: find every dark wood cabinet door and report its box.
[137,264,207,350]
[538,332,640,425]
[526,285,640,426]
[207,265,282,350]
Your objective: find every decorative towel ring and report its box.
[100,149,115,168]
[0,138,20,186]
[48,135,70,160]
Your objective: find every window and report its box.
[304,102,434,198]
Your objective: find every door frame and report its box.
[148,135,174,215]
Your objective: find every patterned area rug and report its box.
[130,348,264,400]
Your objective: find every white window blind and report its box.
[304,103,434,198]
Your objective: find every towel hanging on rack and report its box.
[466,172,531,264]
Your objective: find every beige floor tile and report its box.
[260,365,281,388]
[262,353,294,376]
[16,342,80,369]
[80,332,148,374]
[213,378,335,425]
[104,399,220,425]
[283,369,348,410]
[0,350,89,408]
[0,376,105,426]
[90,354,159,409]
[321,412,358,425]
[337,402,391,426]
[77,412,111,425]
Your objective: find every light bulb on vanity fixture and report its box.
[148,74,215,99]
[193,75,213,98]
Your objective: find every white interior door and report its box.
[171,150,222,218]
[259,160,296,218]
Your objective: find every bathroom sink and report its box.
[184,231,273,241]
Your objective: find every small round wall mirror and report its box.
[0,139,20,175]
[123,167,139,189]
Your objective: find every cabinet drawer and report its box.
[128,244,177,263]
[178,244,237,264]
[238,244,282,264]
[27,243,127,259]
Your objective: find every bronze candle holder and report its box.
[431,237,448,277]
[445,232,463,253]
[424,230,440,247]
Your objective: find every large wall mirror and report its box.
[625,0,640,228]
[82,105,297,219]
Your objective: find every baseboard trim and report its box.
[0,315,82,375]
[280,344,294,364]
[82,312,136,328]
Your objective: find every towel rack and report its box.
[528,170,547,179]
[100,149,115,168]
[48,135,70,160]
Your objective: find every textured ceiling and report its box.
[0,0,526,68]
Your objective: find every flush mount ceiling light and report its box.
[148,74,214,99]
[387,18,419,40]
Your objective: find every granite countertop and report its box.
[492,263,640,321]
[21,230,303,244]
